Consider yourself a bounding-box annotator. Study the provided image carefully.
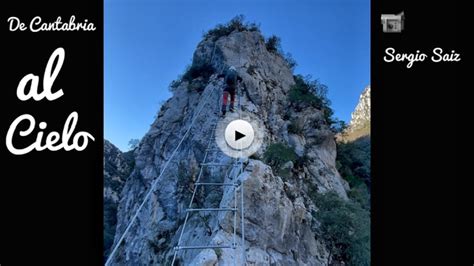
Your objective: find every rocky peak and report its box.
[348,85,370,133]
[110,25,352,265]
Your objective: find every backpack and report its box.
[225,69,237,86]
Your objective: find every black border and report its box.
[372,0,462,265]
[0,1,103,264]
[0,0,464,264]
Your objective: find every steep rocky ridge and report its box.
[104,140,134,257]
[343,86,370,141]
[110,26,352,265]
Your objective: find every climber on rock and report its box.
[218,66,243,116]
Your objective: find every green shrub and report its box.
[127,138,139,150]
[289,85,318,107]
[214,248,223,259]
[294,154,310,169]
[103,201,118,257]
[289,75,325,108]
[249,153,261,160]
[336,138,371,184]
[182,62,215,84]
[336,136,371,214]
[311,191,370,265]
[265,35,281,53]
[348,183,370,211]
[289,75,336,125]
[170,79,181,89]
[284,52,297,70]
[187,79,207,93]
[263,143,297,170]
[331,120,348,134]
[204,15,260,41]
[323,108,335,126]
[278,167,292,180]
[265,36,297,71]
[288,120,303,135]
[343,174,364,188]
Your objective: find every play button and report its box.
[235,131,245,141]
[224,119,254,150]
[214,112,263,158]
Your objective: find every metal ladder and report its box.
[171,84,245,266]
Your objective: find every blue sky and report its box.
[105,0,370,151]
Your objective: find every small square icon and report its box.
[381,12,405,33]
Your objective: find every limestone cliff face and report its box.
[104,140,134,256]
[110,30,348,265]
[347,86,370,138]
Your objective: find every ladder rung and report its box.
[200,163,232,167]
[195,182,236,186]
[186,208,236,212]
[176,245,234,250]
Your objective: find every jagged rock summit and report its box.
[110,25,350,265]
[347,86,370,136]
